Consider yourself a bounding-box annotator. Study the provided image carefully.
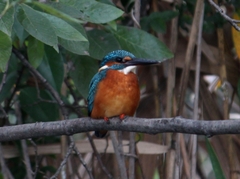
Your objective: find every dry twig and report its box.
[110,131,128,179]
[191,3,204,178]
[0,143,14,179]
[16,101,34,179]
[50,141,74,179]
[207,0,240,31]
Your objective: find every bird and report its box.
[87,50,158,137]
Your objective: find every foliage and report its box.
[0,0,173,177]
[0,0,240,178]
[205,138,226,179]
[0,0,173,119]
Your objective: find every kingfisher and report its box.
[87,50,158,137]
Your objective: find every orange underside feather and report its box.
[91,70,140,119]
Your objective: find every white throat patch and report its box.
[118,66,136,74]
[98,65,137,75]
[98,65,108,72]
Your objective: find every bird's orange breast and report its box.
[91,70,140,119]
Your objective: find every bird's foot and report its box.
[104,117,110,124]
[119,114,126,120]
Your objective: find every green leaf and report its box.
[141,11,179,33]
[17,4,58,48]
[0,172,3,179]
[112,26,173,61]
[69,55,98,99]
[27,36,44,68]
[0,2,14,36]
[58,22,89,55]
[97,0,114,5]
[47,2,83,19]
[45,46,64,92]
[107,20,117,31]
[13,9,29,45]
[152,11,179,21]
[87,29,120,59]
[61,0,124,23]
[205,138,226,179]
[37,46,64,93]
[0,54,18,102]
[0,31,12,71]
[40,12,87,41]
[19,87,59,122]
[31,1,84,24]
[150,18,166,33]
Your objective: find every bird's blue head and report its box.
[100,50,135,67]
[99,50,158,71]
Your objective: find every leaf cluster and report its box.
[0,0,174,126]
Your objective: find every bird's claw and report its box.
[104,117,110,124]
[119,114,126,120]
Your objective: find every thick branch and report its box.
[0,117,240,142]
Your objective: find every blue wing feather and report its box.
[87,70,107,116]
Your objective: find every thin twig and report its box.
[117,131,127,178]
[30,72,57,104]
[180,134,190,178]
[50,141,75,179]
[178,0,205,115]
[15,101,34,179]
[0,60,9,131]
[0,105,7,126]
[129,132,135,179]
[131,9,141,28]
[71,137,94,179]
[191,3,204,178]
[0,60,10,93]
[207,0,240,31]
[110,131,128,179]
[0,143,14,179]
[67,155,74,179]
[28,139,39,179]
[86,133,113,179]
[12,48,68,120]
[165,0,181,178]
[5,66,24,112]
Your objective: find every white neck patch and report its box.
[118,66,136,75]
[98,65,108,72]
[98,65,137,75]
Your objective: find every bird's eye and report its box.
[115,57,123,62]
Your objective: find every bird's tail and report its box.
[95,130,108,138]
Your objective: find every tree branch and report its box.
[207,0,240,31]
[1,117,240,142]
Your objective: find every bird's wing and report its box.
[87,70,107,116]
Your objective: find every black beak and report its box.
[125,58,159,66]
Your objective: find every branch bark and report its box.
[1,117,240,142]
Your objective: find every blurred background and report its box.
[0,0,240,178]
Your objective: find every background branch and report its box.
[0,143,14,179]
[207,0,240,31]
[0,117,240,142]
